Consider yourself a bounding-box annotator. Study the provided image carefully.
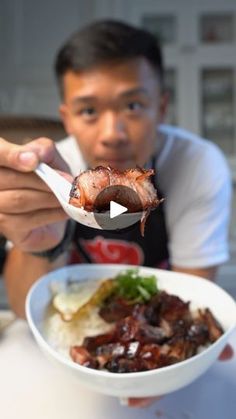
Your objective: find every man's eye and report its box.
[79,108,97,119]
[126,102,144,112]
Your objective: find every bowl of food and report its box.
[26,264,236,398]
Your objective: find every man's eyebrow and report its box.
[119,87,149,98]
[71,88,149,105]
[71,96,97,106]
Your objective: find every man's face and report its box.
[60,58,167,170]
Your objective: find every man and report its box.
[0,20,232,405]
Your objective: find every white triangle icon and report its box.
[110,201,128,219]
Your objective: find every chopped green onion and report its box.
[114,268,158,303]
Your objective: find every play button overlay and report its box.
[93,185,143,230]
[110,201,127,218]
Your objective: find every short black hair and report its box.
[55,19,164,96]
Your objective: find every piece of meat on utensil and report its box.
[69,166,162,212]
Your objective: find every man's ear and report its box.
[158,92,169,123]
[59,104,72,135]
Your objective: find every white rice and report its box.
[45,306,113,358]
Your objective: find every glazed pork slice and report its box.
[69,166,161,212]
[70,297,224,373]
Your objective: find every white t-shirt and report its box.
[56,124,232,269]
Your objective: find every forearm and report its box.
[3,247,68,319]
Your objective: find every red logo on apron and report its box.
[80,236,144,265]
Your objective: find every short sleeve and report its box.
[167,143,232,268]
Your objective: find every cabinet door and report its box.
[113,0,236,176]
[112,0,203,131]
[201,68,235,154]
[118,0,189,129]
[191,4,236,174]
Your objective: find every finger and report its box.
[20,220,68,251]
[0,137,70,173]
[21,137,70,172]
[26,207,69,230]
[0,168,50,191]
[218,344,234,361]
[0,208,68,241]
[0,189,60,213]
[0,138,39,171]
[127,396,162,408]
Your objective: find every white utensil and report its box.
[35,163,143,230]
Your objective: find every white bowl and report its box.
[26,264,236,398]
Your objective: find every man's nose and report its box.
[99,112,128,148]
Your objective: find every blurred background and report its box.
[0,0,235,306]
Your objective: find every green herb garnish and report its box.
[114,268,158,303]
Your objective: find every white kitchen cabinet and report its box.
[109,0,236,179]
[0,0,235,176]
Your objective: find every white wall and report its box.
[0,0,100,117]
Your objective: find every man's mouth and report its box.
[95,157,136,169]
[95,155,135,163]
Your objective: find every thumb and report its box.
[24,137,71,173]
[0,137,39,171]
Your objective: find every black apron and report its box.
[70,157,169,268]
